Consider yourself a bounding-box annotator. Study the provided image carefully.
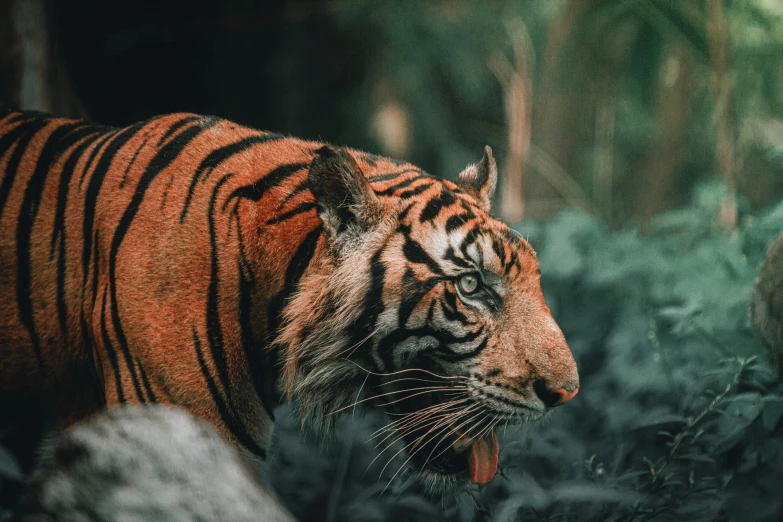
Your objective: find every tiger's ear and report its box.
[308,146,382,239]
[455,145,497,212]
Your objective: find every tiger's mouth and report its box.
[383,387,500,488]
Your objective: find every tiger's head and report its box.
[278,146,578,492]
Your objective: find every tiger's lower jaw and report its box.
[405,427,500,494]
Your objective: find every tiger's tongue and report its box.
[468,430,499,485]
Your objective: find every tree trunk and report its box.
[706,0,736,230]
[0,0,84,116]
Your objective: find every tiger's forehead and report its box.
[366,166,537,282]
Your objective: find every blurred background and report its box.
[2,1,783,521]
[4,0,783,226]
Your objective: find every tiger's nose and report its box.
[533,380,579,408]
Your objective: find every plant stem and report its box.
[628,358,747,521]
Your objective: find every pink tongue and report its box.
[468,430,499,485]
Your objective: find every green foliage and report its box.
[331,0,783,223]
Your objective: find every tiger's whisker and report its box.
[327,385,466,416]
[385,409,486,492]
[341,360,467,381]
[369,398,468,441]
[378,405,482,479]
[372,404,481,477]
[340,325,383,358]
[377,376,460,386]
[371,404,477,464]
[371,401,469,448]
[418,409,489,471]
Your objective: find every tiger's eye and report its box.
[458,273,479,294]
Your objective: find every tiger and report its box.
[0,110,579,492]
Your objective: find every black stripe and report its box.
[108,124,207,408]
[157,115,202,146]
[266,202,317,224]
[83,327,107,407]
[159,173,177,210]
[491,238,506,266]
[443,246,472,269]
[16,122,86,377]
[90,229,102,335]
[378,323,484,365]
[120,133,152,188]
[395,203,414,223]
[222,162,309,211]
[445,211,475,232]
[418,189,456,223]
[50,130,102,257]
[98,236,148,403]
[242,221,323,419]
[398,183,434,199]
[507,253,521,276]
[80,123,150,403]
[180,133,285,222]
[206,175,235,404]
[418,194,443,224]
[433,336,489,362]
[440,292,468,323]
[52,133,102,360]
[263,225,324,400]
[81,123,145,292]
[267,226,324,338]
[398,268,440,328]
[459,225,481,259]
[345,248,386,351]
[376,329,412,369]
[78,130,119,187]
[378,324,488,367]
[237,223,277,421]
[368,168,420,183]
[378,326,487,368]
[0,117,50,223]
[426,298,436,323]
[277,177,309,207]
[399,224,443,276]
[1,110,48,124]
[100,290,126,403]
[192,325,267,459]
[435,325,485,344]
[137,360,157,402]
[377,174,429,195]
[0,110,25,126]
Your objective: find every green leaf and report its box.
[761,396,783,431]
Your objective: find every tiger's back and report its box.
[0,111,331,442]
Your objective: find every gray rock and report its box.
[751,231,783,375]
[13,405,295,522]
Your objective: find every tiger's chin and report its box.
[382,387,538,494]
[387,378,547,495]
[397,417,509,493]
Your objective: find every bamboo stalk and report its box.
[706,0,737,231]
